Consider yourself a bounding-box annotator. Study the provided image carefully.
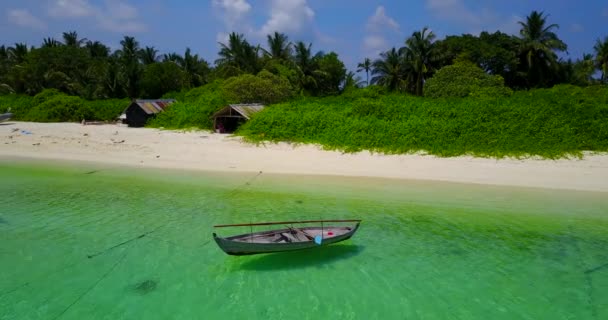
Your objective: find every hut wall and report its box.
[126,103,152,127]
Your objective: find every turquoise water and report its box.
[1,160,607,319]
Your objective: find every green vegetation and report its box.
[0,89,127,122]
[148,81,228,129]
[424,61,512,98]
[1,10,608,159]
[222,71,294,104]
[237,85,608,158]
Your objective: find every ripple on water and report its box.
[0,162,607,319]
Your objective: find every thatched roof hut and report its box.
[211,104,264,133]
[124,99,176,127]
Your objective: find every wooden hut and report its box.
[124,99,176,127]
[211,104,265,133]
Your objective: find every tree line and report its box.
[0,10,607,100]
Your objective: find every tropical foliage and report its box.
[238,85,608,158]
[424,61,512,98]
[0,89,126,122]
[1,10,607,159]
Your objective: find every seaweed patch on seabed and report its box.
[129,279,159,295]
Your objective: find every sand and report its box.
[1,121,608,192]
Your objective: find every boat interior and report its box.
[227,226,353,244]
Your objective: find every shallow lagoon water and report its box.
[1,160,607,319]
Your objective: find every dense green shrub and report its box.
[0,90,127,122]
[424,62,512,98]
[141,62,188,99]
[32,88,63,105]
[87,99,129,121]
[25,95,94,122]
[238,85,608,158]
[150,74,294,129]
[148,81,229,129]
[0,94,35,118]
[222,71,294,104]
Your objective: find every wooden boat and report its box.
[213,219,361,255]
[0,112,13,123]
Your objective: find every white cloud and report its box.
[362,6,400,58]
[105,0,138,20]
[212,0,253,43]
[426,0,520,35]
[100,0,146,32]
[216,31,230,44]
[8,9,47,30]
[367,6,399,32]
[212,0,251,18]
[213,0,328,47]
[363,35,387,53]
[47,0,146,33]
[259,0,315,35]
[569,23,584,33]
[426,0,478,26]
[48,0,94,18]
[212,0,251,30]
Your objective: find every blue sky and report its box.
[1,0,607,73]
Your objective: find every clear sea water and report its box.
[1,160,607,319]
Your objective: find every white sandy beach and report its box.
[1,121,608,192]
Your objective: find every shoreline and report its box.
[2,121,608,192]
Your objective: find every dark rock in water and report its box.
[131,279,158,295]
[0,217,7,224]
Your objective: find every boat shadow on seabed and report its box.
[236,244,364,271]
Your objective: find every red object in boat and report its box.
[328,232,334,236]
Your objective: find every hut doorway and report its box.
[214,116,246,133]
[211,104,265,134]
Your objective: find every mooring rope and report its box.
[568,227,598,319]
[224,170,264,197]
[52,251,129,320]
[1,171,265,300]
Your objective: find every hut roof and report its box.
[131,99,176,115]
[212,104,265,120]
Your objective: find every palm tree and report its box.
[181,48,209,87]
[401,27,438,96]
[0,46,7,60]
[8,43,29,64]
[0,46,9,90]
[342,71,365,91]
[62,31,87,47]
[291,41,322,92]
[163,53,183,64]
[371,48,405,91]
[294,41,314,73]
[42,37,61,48]
[140,46,159,65]
[85,41,109,59]
[216,32,259,73]
[118,36,142,98]
[575,53,596,85]
[594,36,608,83]
[517,11,567,87]
[264,32,292,60]
[357,57,372,86]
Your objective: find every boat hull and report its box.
[0,113,13,122]
[213,223,360,256]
